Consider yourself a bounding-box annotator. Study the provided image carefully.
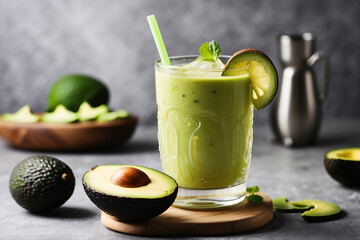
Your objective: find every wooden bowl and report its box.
[0,115,137,151]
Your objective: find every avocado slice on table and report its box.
[2,105,39,123]
[324,148,360,186]
[9,155,75,212]
[42,105,78,123]
[273,197,311,212]
[82,165,178,222]
[290,199,341,222]
[77,101,109,122]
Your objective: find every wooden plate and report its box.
[0,115,137,151]
[101,192,273,236]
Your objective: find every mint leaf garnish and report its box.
[248,195,263,204]
[246,185,263,204]
[198,40,221,62]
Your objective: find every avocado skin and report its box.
[324,158,360,186]
[82,179,178,222]
[9,156,75,212]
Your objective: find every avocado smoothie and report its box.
[155,56,253,193]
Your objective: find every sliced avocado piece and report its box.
[324,148,360,186]
[273,197,311,212]
[82,165,178,222]
[9,155,75,212]
[42,105,78,123]
[290,199,341,222]
[77,101,109,122]
[97,110,129,122]
[2,105,39,123]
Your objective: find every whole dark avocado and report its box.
[324,148,360,186]
[9,156,75,212]
[82,165,178,222]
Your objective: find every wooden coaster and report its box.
[101,192,273,236]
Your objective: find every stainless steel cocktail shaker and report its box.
[271,33,329,147]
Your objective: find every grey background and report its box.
[0,0,360,126]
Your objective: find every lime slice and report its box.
[222,49,278,111]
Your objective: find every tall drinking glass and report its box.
[155,56,253,209]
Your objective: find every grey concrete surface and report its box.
[0,0,360,126]
[0,119,360,239]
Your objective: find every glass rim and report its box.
[155,55,247,72]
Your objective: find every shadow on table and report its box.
[244,211,286,235]
[28,206,97,219]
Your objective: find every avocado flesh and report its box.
[97,110,129,122]
[326,148,360,161]
[2,105,39,123]
[82,165,178,222]
[290,199,341,221]
[42,105,78,123]
[83,165,177,198]
[9,155,75,212]
[273,197,311,212]
[324,148,360,186]
[77,102,109,122]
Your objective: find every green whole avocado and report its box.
[9,156,75,212]
[47,74,110,112]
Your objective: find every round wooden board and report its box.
[101,192,273,236]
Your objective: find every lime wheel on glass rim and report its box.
[222,49,278,111]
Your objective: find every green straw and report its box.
[147,15,171,66]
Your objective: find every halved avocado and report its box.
[82,165,178,222]
[77,102,109,122]
[2,105,39,123]
[42,105,78,123]
[273,197,311,212]
[324,148,360,186]
[290,199,341,222]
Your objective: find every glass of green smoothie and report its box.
[155,52,253,209]
[148,15,277,209]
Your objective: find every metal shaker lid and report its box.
[278,33,316,64]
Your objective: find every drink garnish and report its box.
[198,40,221,62]
[222,49,278,111]
[246,185,263,204]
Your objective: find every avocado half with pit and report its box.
[324,148,360,186]
[82,165,178,222]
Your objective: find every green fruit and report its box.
[77,102,109,122]
[82,165,178,222]
[42,105,78,123]
[273,197,311,212]
[47,74,109,112]
[291,199,341,222]
[324,148,360,186]
[222,49,278,111]
[2,105,39,123]
[9,156,75,212]
[97,110,129,122]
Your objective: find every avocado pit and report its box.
[110,167,151,188]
